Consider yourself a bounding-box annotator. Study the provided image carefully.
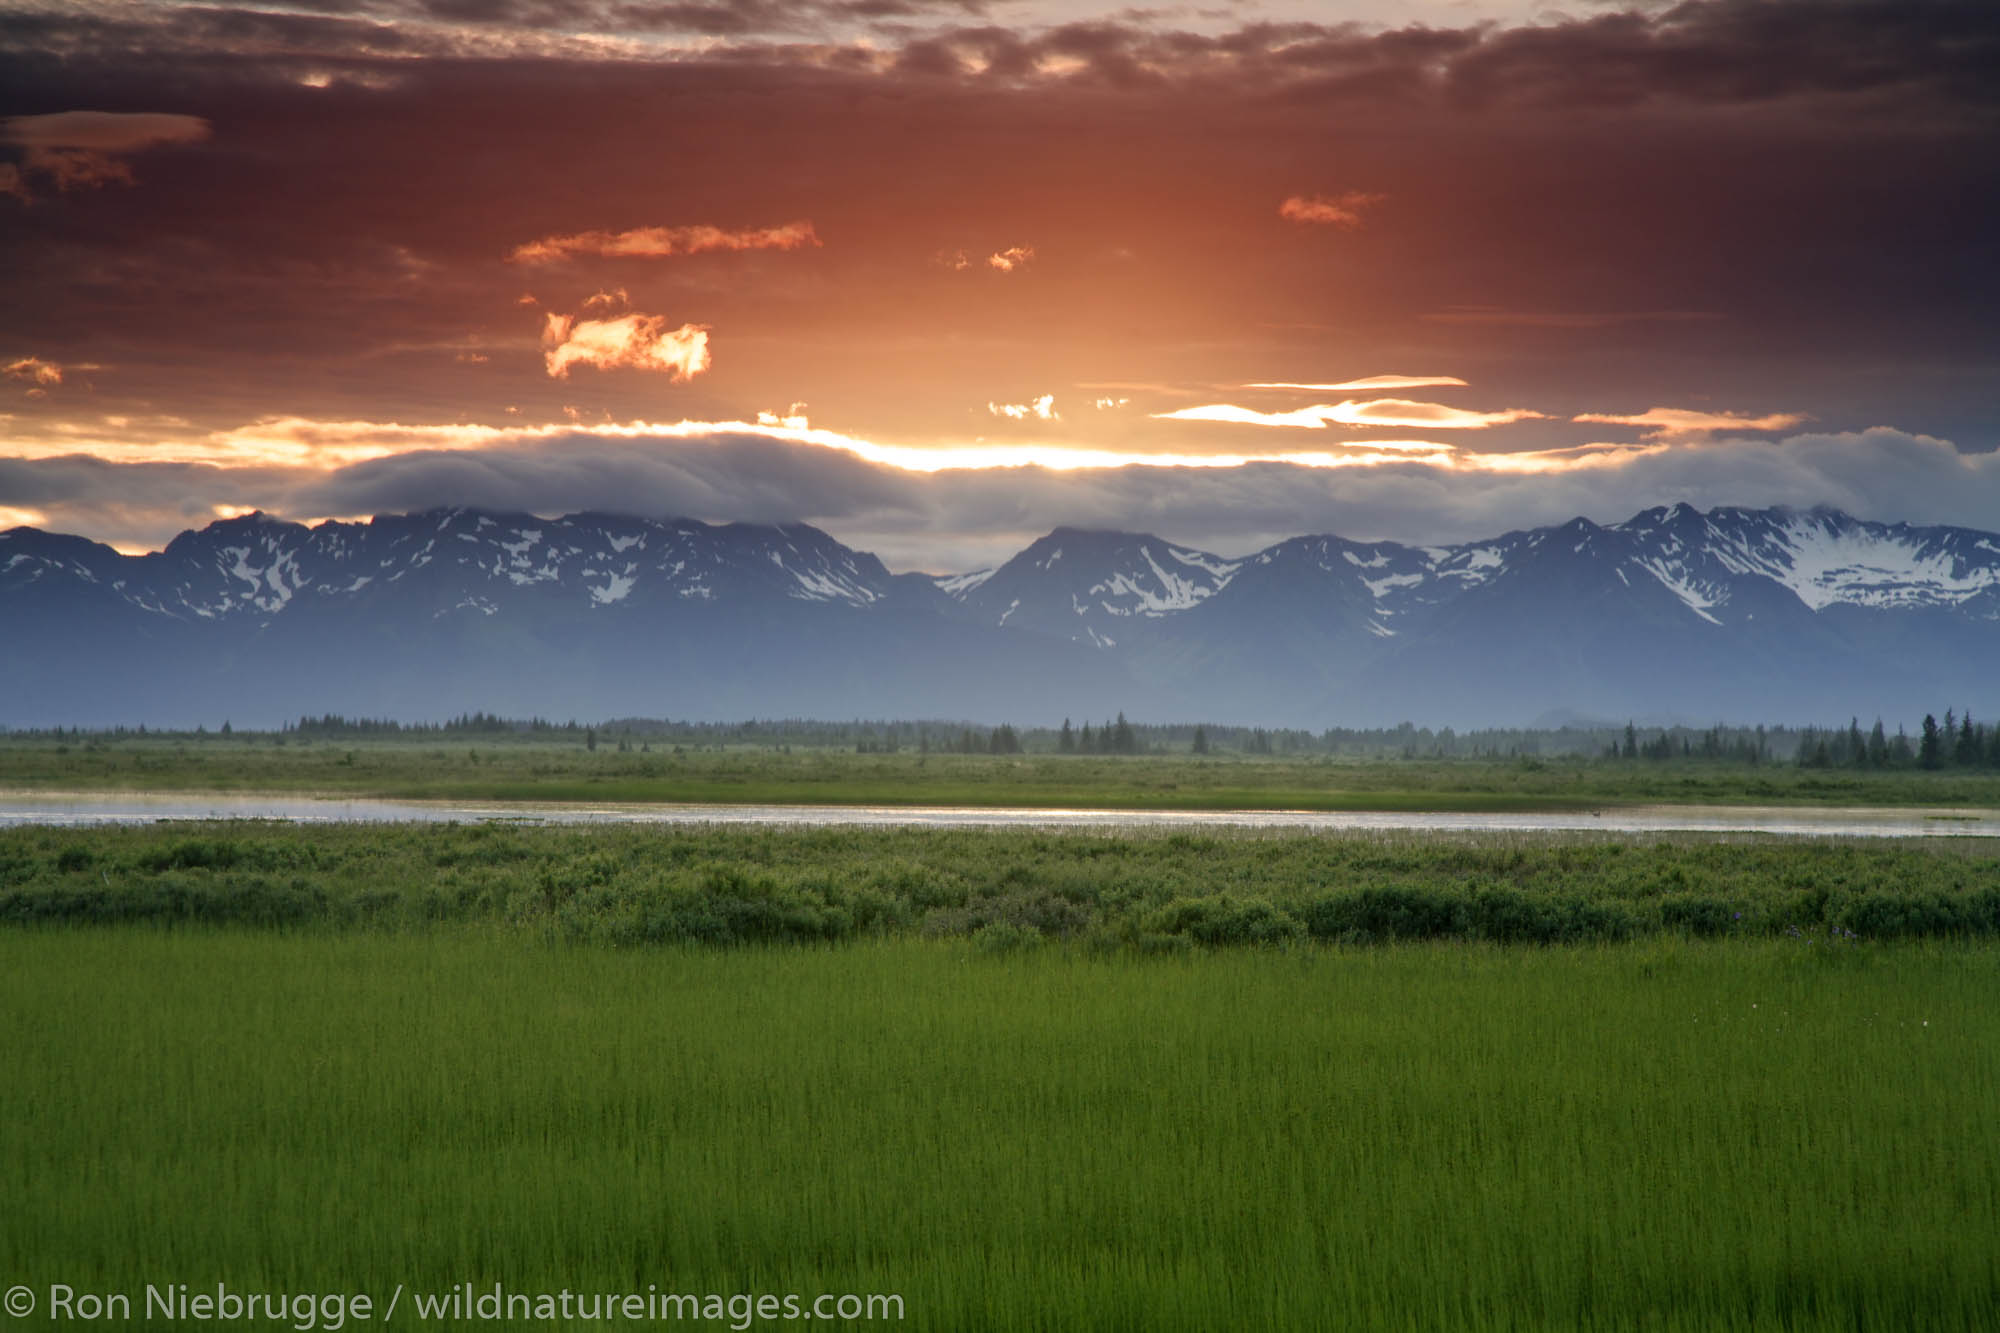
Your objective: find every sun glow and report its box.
[0,413,1679,479]
[0,504,50,529]
[1156,400,1545,430]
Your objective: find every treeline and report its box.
[1057,714,1141,755]
[8,708,1995,767]
[288,711,532,737]
[1794,711,2000,771]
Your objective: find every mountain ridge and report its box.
[4,503,1997,728]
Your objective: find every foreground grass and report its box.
[2,930,1995,1330]
[8,736,2000,809]
[4,822,1999,948]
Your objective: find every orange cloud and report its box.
[5,356,64,387]
[987,245,1034,272]
[0,412,1686,488]
[1156,404,1343,429]
[1246,375,1469,391]
[3,111,211,151]
[1574,407,1806,436]
[1156,399,1544,430]
[988,394,1058,421]
[1,111,210,200]
[508,221,820,264]
[21,147,132,190]
[541,312,711,381]
[757,403,811,430]
[1338,399,1543,429]
[0,505,51,530]
[581,287,628,311]
[1278,192,1384,228]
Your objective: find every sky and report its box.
[2,0,1997,572]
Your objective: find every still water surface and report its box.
[2,791,1996,838]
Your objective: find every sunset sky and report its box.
[2,0,1996,571]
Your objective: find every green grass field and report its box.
[7,821,1997,1327]
[4,929,1996,1330]
[7,734,2000,809]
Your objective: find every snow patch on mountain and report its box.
[590,573,636,604]
[1165,546,1240,579]
[1634,557,1723,624]
[1363,572,1425,601]
[935,568,995,596]
[1708,513,2000,611]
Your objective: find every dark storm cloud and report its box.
[3,2,1994,112]
[1444,1,2000,113]
[296,430,920,522]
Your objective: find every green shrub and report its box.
[1145,894,1303,946]
[1300,885,1469,942]
[1470,887,1634,944]
[971,921,1042,954]
[1840,890,2000,939]
[137,838,244,872]
[1659,895,1739,938]
[922,890,1095,941]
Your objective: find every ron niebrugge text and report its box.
[22,1282,905,1328]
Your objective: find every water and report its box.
[1,791,1996,838]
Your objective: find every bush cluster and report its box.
[3,823,1997,950]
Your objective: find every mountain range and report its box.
[4,503,1997,728]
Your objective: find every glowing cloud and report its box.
[1339,399,1544,429]
[1247,375,1469,391]
[509,221,820,264]
[5,356,65,387]
[757,404,811,430]
[1156,403,1344,429]
[989,395,1059,421]
[1156,399,1544,430]
[988,246,1034,272]
[1575,408,1807,437]
[541,312,711,381]
[1278,192,1384,228]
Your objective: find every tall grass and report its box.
[3,930,1995,1329]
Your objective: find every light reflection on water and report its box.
[1,792,1996,839]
